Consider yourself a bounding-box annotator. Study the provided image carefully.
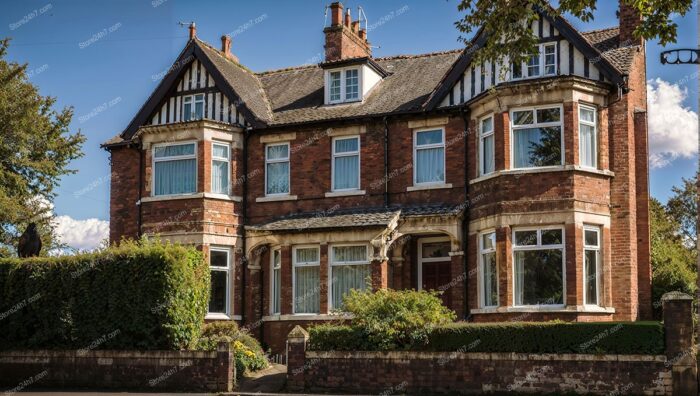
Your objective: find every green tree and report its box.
[456,0,693,66]
[666,172,698,248]
[0,38,85,256]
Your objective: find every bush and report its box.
[196,322,268,375]
[0,239,209,351]
[331,288,455,350]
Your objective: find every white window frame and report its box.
[211,141,231,196]
[270,247,281,315]
[479,114,495,176]
[265,142,290,197]
[331,136,361,192]
[416,236,452,290]
[509,104,565,170]
[578,104,598,169]
[328,244,370,310]
[183,93,204,121]
[206,246,232,319]
[151,141,198,197]
[292,245,321,315]
[583,225,601,307]
[511,42,557,80]
[479,230,498,308]
[413,127,446,186]
[325,67,362,104]
[511,226,566,308]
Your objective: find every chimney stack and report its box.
[324,2,371,62]
[188,22,197,40]
[618,1,643,46]
[221,35,239,63]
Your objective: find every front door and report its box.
[418,237,452,308]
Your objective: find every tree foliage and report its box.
[455,0,693,66]
[0,38,85,256]
[666,172,698,248]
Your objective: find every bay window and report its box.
[183,93,204,121]
[293,246,320,314]
[153,142,196,196]
[579,105,598,168]
[583,226,601,306]
[479,115,495,175]
[332,136,360,191]
[513,227,565,306]
[265,143,290,195]
[208,247,231,318]
[511,106,563,168]
[270,248,281,315]
[211,142,230,195]
[330,245,370,310]
[511,43,557,80]
[480,231,498,308]
[414,128,445,185]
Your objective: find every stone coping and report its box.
[0,349,217,359]
[305,350,667,362]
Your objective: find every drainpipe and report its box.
[383,116,390,207]
[241,126,253,326]
[459,107,470,320]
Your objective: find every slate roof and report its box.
[246,204,464,233]
[581,26,639,75]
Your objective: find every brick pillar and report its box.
[281,245,293,315]
[634,109,652,320]
[216,341,235,392]
[286,325,309,392]
[371,258,388,290]
[320,244,329,313]
[448,251,465,319]
[662,292,697,396]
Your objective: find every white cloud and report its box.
[53,215,109,251]
[647,78,698,168]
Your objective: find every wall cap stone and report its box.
[662,291,693,301]
[288,325,310,341]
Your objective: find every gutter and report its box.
[459,107,470,321]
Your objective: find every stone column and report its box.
[662,291,696,396]
[286,325,309,392]
[216,341,234,392]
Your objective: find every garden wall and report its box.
[287,293,697,395]
[0,342,234,392]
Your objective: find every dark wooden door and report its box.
[422,260,452,308]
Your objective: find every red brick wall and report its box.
[109,146,141,244]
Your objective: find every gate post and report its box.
[662,291,697,396]
[286,325,309,391]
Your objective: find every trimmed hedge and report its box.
[309,321,665,355]
[0,239,209,351]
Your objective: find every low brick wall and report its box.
[0,342,234,392]
[287,293,698,395]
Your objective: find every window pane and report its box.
[331,264,370,309]
[296,247,319,264]
[183,102,193,121]
[585,250,598,305]
[513,126,562,168]
[580,108,595,123]
[481,117,493,133]
[333,155,359,190]
[154,158,196,195]
[580,124,596,167]
[527,53,540,76]
[513,110,533,125]
[482,252,498,307]
[155,143,195,158]
[295,266,320,313]
[330,71,341,101]
[272,267,281,314]
[333,246,367,263]
[273,249,281,267]
[537,108,561,123]
[585,229,599,246]
[541,229,563,245]
[416,147,445,183]
[416,130,443,146]
[266,162,289,195]
[514,230,537,246]
[422,241,450,258]
[512,62,522,79]
[514,249,563,305]
[335,137,359,153]
[209,270,228,313]
[267,144,289,160]
[210,250,229,268]
[194,101,203,119]
[212,159,229,194]
[544,45,556,75]
[213,144,229,159]
[345,69,359,100]
[482,134,495,174]
[482,232,496,250]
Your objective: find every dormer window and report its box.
[326,67,361,104]
[511,43,557,80]
[183,94,204,121]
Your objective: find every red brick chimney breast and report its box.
[324,2,371,62]
[618,1,643,46]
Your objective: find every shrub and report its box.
[196,322,268,375]
[0,239,209,351]
[426,321,665,354]
[334,288,455,350]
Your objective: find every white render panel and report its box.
[560,40,570,74]
[573,47,585,76]
[361,64,382,98]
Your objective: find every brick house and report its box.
[103,2,651,353]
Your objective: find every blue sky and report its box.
[0,0,697,250]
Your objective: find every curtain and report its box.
[154,158,196,195]
[482,252,497,307]
[213,144,229,158]
[294,266,320,313]
[212,160,229,194]
[416,147,444,183]
[334,155,359,190]
[155,143,194,157]
[333,246,366,263]
[482,134,495,174]
[331,264,370,309]
[296,248,319,263]
[266,162,289,194]
[580,123,596,167]
[514,252,525,306]
[513,128,538,168]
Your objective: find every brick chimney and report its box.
[189,22,196,40]
[324,2,371,62]
[618,1,643,46]
[220,35,239,63]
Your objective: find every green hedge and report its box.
[0,239,209,351]
[310,321,665,355]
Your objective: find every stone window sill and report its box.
[469,166,615,185]
[256,195,298,203]
[470,306,615,314]
[205,313,242,321]
[325,190,366,198]
[140,192,242,203]
[407,183,453,192]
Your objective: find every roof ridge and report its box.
[256,63,319,76]
[582,26,619,35]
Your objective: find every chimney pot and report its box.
[345,9,351,28]
[359,29,366,41]
[351,20,360,34]
[329,2,343,26]
[189,22,196,40]
[220,34,238,62]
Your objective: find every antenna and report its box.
[323,5,329,28]
[357,6,368,36]
[178,21,196,40]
